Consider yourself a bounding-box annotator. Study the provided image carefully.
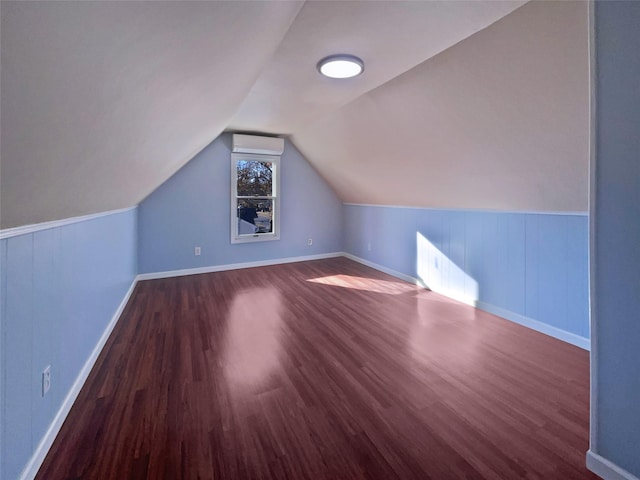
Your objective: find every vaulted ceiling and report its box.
[0,0,588,229]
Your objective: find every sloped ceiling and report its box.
[292,0,589,212]
[0,1,303,228]
[229,0,525,134]
[0,0,588,229]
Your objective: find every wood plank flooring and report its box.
[36,257,598,480]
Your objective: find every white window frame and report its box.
[231,153,280,244]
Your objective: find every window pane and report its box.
[237,199,273,235]
[237,160,273,197]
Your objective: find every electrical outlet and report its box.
[42,365,51,397]
[307,238,313,246]
[194,246,201,256]
[367,243,372,252]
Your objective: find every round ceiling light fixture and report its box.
[317,54,364,79]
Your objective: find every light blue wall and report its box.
[593,1,640,477]
[0,208,137,480]
[138,133,343,274]
[344,205,589,344]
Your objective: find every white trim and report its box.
[587,450,640,480]
[588,0,599,453]
[0,207,136,239]
[343,203,588,217]
[343,253,589,351]
[428,287,477,308]
[18,278,138,480]
[341,253,424,287]
[137,252,343,281]
[476,301,590,351]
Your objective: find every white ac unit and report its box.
[232,134,284,156]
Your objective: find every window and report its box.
[231,153,280,243]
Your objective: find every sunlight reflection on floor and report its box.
[223,287,284,392]
[307,274,417,295]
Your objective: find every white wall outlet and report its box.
[194,246,201,256]
[367,242,372,252]
[42,365,51,397]
[307,238,313,246]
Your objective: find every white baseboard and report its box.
[587,450,640,480]
[341,253,424,287]
[477,301,590,351]
[343,253,589,351]
[137,252,343,280]
[343,254,477,307]
[19,278,139,480]
[429,287,478,308]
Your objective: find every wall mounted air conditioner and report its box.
[232,134,284,156]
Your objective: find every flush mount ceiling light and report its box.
[317,54,364,79]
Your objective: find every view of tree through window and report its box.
[233,157,278,240]
[237,160,273,196]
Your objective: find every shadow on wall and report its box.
[416,232,479,307]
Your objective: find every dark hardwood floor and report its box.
[36,257,598,480]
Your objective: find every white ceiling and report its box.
[0,1,302,228]
[0,0,589,229]
[229,0,526,134]
[292,0,590,212]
